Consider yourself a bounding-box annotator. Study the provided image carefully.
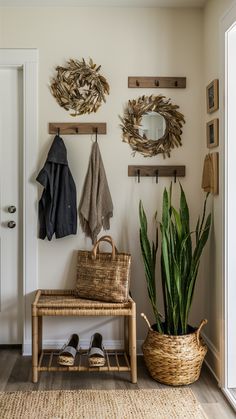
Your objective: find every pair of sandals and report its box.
[58,332,106,367]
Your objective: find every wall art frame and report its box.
[207,118,219,148]
[206,79,219,113]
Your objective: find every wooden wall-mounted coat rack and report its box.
[128,165,186,183]
[128,77,186,89]
[49,122,107,135]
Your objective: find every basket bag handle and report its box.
[92,235,116,261]
[196,319,208,347]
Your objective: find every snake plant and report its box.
[139,183,211,336]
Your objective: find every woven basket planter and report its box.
[142,316,208,386]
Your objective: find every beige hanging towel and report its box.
[201,152,218,195]
[79,142,113,243]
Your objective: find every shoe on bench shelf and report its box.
[88,333,106,367]
[58,334,79,366]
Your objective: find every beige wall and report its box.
[0,7,205,346]
[203,0,233,378]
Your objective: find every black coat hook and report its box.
[155,169,159,184]
[174,169,177,183]
[175,80,178,87]
[75,127,79,134]
[57,127,60,136]
[155,80,159,87]
[136,80,140,87]
[137,169,140,183]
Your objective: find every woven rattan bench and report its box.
[32,289,137,384]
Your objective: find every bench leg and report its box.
[124,316,129,354]
[32,315,39,383]
[129,303,137,384]
[38,316,42,356]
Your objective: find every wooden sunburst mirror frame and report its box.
[120,95,185,158]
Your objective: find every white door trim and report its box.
[0,49,38,354]
[220,2,236,410]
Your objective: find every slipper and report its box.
[58,334,79,366]
[88,333,106,367]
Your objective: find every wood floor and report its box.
[0,349,235,419]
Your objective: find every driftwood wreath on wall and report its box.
[120,95,185,158]
[50,58,110,116]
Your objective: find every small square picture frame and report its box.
[206,79,219,113]
[206,118,219,148]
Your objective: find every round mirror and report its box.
[120,95,185,158]
[139,112,166,140]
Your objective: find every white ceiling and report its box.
[0,0,207,7]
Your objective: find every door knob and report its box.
[8,206,16,213]
[8,221,16,229]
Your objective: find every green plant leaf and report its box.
[193,214,211,264]
[139,200,162,332]
[199,192,210,234]
[179,183,190,230]
[195,216,200,243]
[172,207,182,240]
[162,188,169,229]
[161,229,173,306]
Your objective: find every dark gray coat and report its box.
[36,135,77,240]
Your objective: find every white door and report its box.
[0,67,23,344]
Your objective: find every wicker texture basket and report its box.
[75,236,131,303]
[142,314,208,386]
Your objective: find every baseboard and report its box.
[0,344,22,350]
[201,332,220,383]
[23,339,144,356]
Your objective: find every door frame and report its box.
[220,2,236,410]
[0,49,38,354]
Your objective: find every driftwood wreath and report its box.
[120,95,185,158]
[50,58,110,116]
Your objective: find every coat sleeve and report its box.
[36,163,56,241]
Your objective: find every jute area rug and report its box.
[0,388,207,419]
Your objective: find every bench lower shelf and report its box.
[38,349,131,373]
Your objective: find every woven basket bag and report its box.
[141,314,208,386]
[75,236,131,303]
